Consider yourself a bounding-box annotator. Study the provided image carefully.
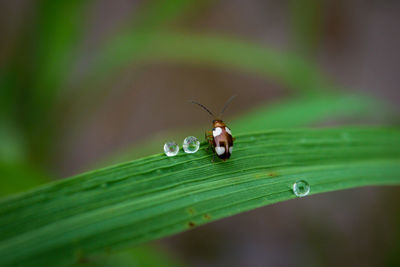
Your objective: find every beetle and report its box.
[191,95,236,161]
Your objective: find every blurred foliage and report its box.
[0,0,91,195]
[290,0,322,56]
[89,31,329,94]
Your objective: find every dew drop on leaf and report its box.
[164,141,179,157]
[292,180,310,197]
[182,136,200,153]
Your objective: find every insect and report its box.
[191,95,236,161]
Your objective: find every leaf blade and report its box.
[87,31,330,95]
[1,127,400,266]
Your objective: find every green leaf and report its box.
[3,0,92,165]
[132,0,201,30]
[231,93,386,133]
[85,31,330,96]
[1,127,399,266]
[290,0,322,55]
[0,162,48,197]
[33,0,89,102]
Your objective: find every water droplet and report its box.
[164,141,179,157]
[292,180,310,197]
[182,136,200,154]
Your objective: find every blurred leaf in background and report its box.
[0,0,90,194]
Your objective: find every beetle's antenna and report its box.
[219,94,237,118]
[191,101,215,118]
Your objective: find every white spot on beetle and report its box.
[225,127,232,136]
[215,146,225,155]
[229,146,233,154]
[213,127,223,137]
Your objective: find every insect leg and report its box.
[205,131,216,162]
[205,131,214,152]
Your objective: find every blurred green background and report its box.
[1,0,399,266]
